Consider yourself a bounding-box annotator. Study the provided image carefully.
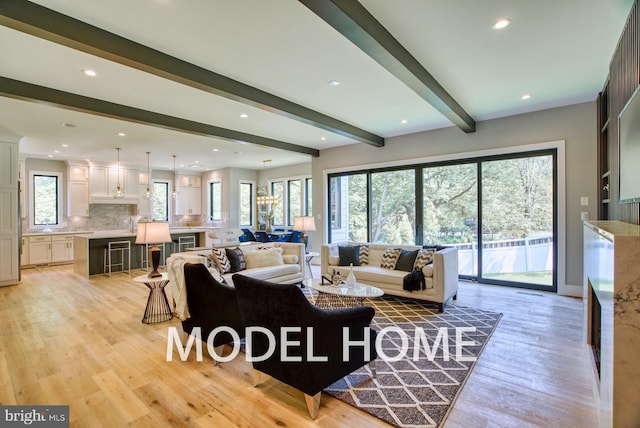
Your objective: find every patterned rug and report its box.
[321,296,502,428]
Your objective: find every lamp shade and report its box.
[293,216,316,232]
[135,221,172,244]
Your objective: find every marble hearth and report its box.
[583,221,640,427]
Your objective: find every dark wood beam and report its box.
[0,0,384,147]
[0,77,320,157]
[299,0,476,133]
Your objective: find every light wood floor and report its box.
[0,265,597,427]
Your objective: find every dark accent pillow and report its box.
[395,249,419,272]
[338,245,360,266]
[225,247,246,273]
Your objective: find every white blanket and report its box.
[165,257,190,320]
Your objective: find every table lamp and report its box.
[293,216,316,252]
[136,221,172,278]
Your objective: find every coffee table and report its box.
[302,278,384,309]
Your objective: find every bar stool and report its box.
[177,235,196,252]
[104,240,131,276]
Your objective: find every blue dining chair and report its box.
[254,231,272,243]
[288,230,304,243]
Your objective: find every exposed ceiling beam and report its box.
[299,0,476,133]
[0,77,320,157]
[0,0,384,147]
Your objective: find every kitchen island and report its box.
[73,228,209,278]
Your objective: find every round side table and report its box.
[133,272,173,324]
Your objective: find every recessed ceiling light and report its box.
[320,137,326,141]
[47,155,54,158]
[54,150,60,153]
[328,80,340,87]
[180,164,185,167]
[62,123,76,128]
[117,132,126,137]
[61,144,69,147]
[401,119,408,124]
[82,69,97,77]
[492,18,511,30]
[521,94,531,100]
[212,148,219,152]
[239,113,249,118]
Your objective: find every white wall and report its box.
[311,102,597,288]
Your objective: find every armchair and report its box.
[232,274,377,419]
[181,263,245,360]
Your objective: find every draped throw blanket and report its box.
[402,268,426,292]
[166,257,190,320]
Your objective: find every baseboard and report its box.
[558,283,583,298]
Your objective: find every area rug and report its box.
[323,296,502,428]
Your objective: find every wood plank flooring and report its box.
[0,265,597,427]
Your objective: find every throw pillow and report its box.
[225,247,246,273]
[244,247,284,269]
[338,245,360,266]
[380,248,402,270]
[211,248,231,274]
[282,254,298,264]
[414,248,435,270]
[395,249,419,272]
[207,267,227,284]
[359,244,369,265]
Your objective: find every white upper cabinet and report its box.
[176,175,201,187]
[90,165,139,203]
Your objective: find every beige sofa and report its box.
[168,242,306,286]
[321,242,458,311]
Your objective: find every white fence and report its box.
[449,236,553,276]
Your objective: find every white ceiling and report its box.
[0,0,633,173]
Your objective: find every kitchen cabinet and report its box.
[51,235,74,263]
[67,163,90,217]
[0,139,19,286]
[26,234,75,265]
[175,186,201,215]
[20,237,29,266]
[137,185,151,217]
[175,175,201,215]
[68,181,89,216]
[28,236,52,265]
[68,164,89,181]
[176,175,201,187]
[18,160,25,218]
[90,165,139,202]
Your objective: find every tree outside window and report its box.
[33,174,59,226]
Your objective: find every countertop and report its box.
[24,227,213,239]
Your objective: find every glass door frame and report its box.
[326,147,559,292]
[476,149,558,292]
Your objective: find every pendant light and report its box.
[114,147,124,198]
[171,155,177,199]
[145,151,151,199]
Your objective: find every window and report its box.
[31,172,61,228]
[287,179,301,226]
[270,181,284,226]
[239,181,254,226]
[152,180,169,221]
[209,180,222,222]
[305,178,312,216]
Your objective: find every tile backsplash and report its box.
[22,204,207,233]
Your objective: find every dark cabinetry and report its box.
[597,85,610,220]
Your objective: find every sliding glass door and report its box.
[328,149,557,291]
[479,153,555,289]
[422,163,478,277]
